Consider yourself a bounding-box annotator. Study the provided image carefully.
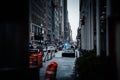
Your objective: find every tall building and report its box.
[79,0,120,80]
[0,0,39,80]
[69,23,73,41]
[79,0,107,55]
[44,0,63,45]
[63,0,68,42]
[58,0,65,44]
[52,0,59,45]
[80,0,94,50]
[44,0,53,45]
[58,0,64,44]
[29,0,46,44]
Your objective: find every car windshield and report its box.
[66,48,73,50]
[48,45,53,47]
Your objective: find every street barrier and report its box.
[31,54,38,66]
[37,52,43,67]
[45,61,58,80]
[29,50,43,68]
[29,54,34,67]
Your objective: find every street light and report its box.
[42,28,44,34]
[39,24,44,45]
[41,24,43,27]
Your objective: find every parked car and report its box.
[29,43,44,56]
[54,46,58,52]
[58,45,63,50]
[46,45,57,52]
[47,46,55,51]
[62,48,75,57]
[43,47,47,52]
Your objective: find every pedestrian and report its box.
[37,45,44,57]
[71,45,75,52]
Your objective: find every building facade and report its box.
[79,0,120,80]
[0,0,39,79]
[80,0,94,50]
[29,0,46,44]
[29,0,71,46]
[63,0,68,42]
[44,0,53,45]
[58,0,64,44]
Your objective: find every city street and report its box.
[39,50,77,80]
[0,0,119,80]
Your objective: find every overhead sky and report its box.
[67,0,79,41]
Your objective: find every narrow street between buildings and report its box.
[39,51,77,80]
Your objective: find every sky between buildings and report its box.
[67,0,79,41]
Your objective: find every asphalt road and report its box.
[39,50,76,80]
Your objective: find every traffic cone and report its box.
[45,63,56,80]
[50,61,58,68]
[50,61,58,78]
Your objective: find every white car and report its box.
[62,48,75,57]
[43,47,47,52]
[47,46,55,51]
[63,48,74,53]
[47,46,57,52]
[48,46,55,50]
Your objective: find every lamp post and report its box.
[38,24,42,45]
[42,28,44,34]
[41,28,44,43]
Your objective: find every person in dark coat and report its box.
[71,45,75,52]
[37,45,44,56]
